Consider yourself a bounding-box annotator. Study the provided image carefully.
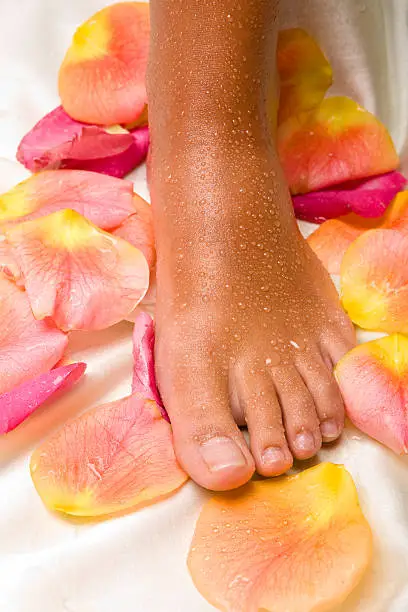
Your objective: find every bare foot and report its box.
[147,0,356,490]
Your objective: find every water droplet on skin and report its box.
[202,294,209,303]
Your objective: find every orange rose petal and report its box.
[0,169,136,230]
[125,272,156,321]
[0,235,22,283]
[308,186,408,275]
[30,394,187,517]
[277,28,333,124]
[188,463,372,612]
[112,194,156,268]
[382,190,408,231]
[0,278,67,394]
[278,97,399,194]
[5,209,149,331]
[59,2,150,125]
[341,228,408,333]
[307,214,378,275]
[124,105,149,130]
[335,335,408,454]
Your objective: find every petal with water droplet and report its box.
[188,463,372,612]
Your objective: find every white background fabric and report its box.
[0,1,407,610]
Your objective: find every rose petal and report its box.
[341,228,408,333]
[126,272,156,321]
[293,171,407,223]
[0,235,22,283]
[308,187,408,274]
[278,97,400,194]
[5,209,149,331]
[112,193,155,268]
[0,278,67,394]
[382,190,408,231]
[277,28,333,124]
[0,363,86,435]
[188,462,372,612]
[30,395,188,517]
[16,105,134,173]
[335,335,408,454]
[59,2,150,125]
[132,313,166,418]
[0,169,136,230]
[307,214,378,275]
[68,126,149,178]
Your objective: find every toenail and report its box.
[294,431,316,453]
[320,419,340,440]
[262,446,286,466]
[199,436,247,472]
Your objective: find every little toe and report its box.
[158,366,255,491]
[236,370,293,477]
[271,366,322,460]
[296,352,345,443]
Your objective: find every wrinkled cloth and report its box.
[0,1,407,611]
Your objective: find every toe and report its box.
[271,366,322,460]
[321,316,356,367]
[157,364,255,491]
[296,352,345,443]
[236,370,293,477]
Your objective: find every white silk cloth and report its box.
[0,1,407,611]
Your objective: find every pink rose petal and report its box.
[132,313,167,420]
[0,362,86,434]
[17,106,134,173]
[0,277,68,394]
[292,171,407,223]
[68,126,150,178]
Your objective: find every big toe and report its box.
[157,364,255,491]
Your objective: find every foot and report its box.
[148,137,355,490]
[146,0,355,491]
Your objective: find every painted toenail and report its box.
[262,446,286,465]
[294,431,316,453]
[200,436,247,472]
[320,419,339,439]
